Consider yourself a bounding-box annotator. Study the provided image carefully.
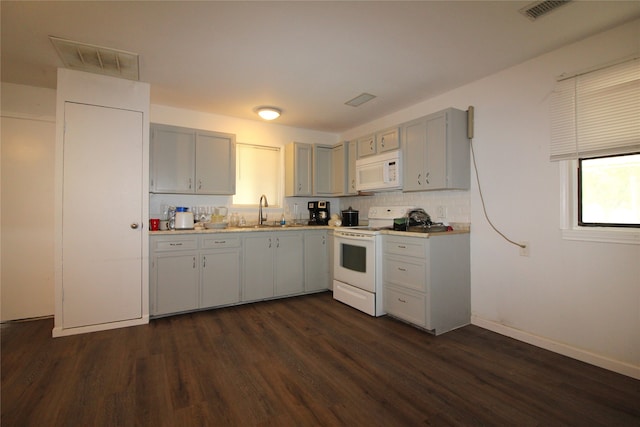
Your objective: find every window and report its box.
[233,143,280,206]
[551,57,640,242]
[578,153,640,227]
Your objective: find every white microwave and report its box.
[355,150,402,192]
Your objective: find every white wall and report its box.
[1,83,57,321]
[340,20,640,378]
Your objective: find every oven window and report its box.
[341,243,366,273]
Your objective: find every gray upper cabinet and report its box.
[315,143,346,197]
[356,127,400,159]
[314,144,334,196]
[150,123,236,194]
[285,142,313,197]
[356,134,376,158]
[402,108,469,192]
[346,140,358,195]
[376,126,400,153]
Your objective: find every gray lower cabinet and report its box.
[304,230,329,292]
[383,233,470,335]
[150,234,241,316]
[151,229,328,317]
[242,232,304,301]
[200,235,242,308]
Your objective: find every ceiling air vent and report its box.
[345,93,376,107]
[49,36,139,81]
[519,0,572,21]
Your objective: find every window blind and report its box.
[550,57,640,161]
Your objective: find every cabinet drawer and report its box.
[384,285,426,328]
[384,237,427,258]
[201,235,241,249]
[152,236,198,252]
[384,255,427,291]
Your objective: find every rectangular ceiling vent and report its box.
[49,36,139,81]
[345,93,376,107]
[519,0,572,21]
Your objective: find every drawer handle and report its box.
[398,267,407,272]
[214,240,226,244]
[169,242,183,247]
[398,298,407,303]
[397,245,406,249]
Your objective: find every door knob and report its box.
[130,223,139,229]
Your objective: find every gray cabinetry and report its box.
[150,123,236,194]
[285,142,313,196]
[383,233,470,335]
[316,143,347,197]
[151,235,199,316]
[304,230,329,292]
[346,141,357,195]
[402,108,469,192]
[357,134,376,158]
[314,144,334,196]
[200,235,241,308]
[242,232,304,301]
[356,127,400,159]
[150,234,241,316]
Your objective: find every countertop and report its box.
[150,223,470,238]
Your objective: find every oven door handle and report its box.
[335,232,373,241]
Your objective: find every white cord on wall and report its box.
[470,138,526,249]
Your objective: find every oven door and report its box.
[333,231,376,292]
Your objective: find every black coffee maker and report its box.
[308,201,330,225]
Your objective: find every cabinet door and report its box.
[304,231,329,292]
[402,117,427,191]
[195,131,236,194]
[314,145,333,196]
[424,112,447,189]
[377,127,400,152]
[285,142,313,196]
[154,252,199,315]
[150,124,195,193]
[275,233,304,296]
[242,234,275,301]
[332,143,346,195]
[201,248,241,308]
[346,141,357,195]
[357,134,376,158]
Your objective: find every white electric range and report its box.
[333,206,414,316]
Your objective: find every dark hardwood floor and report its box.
[2,291,639,426]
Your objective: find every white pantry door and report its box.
[62,102,143,329]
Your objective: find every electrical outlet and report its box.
[519,242,530,257]
[436,205,447,219]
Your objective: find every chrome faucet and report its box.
[258,194,269,225]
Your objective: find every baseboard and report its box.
[471,315,640,380]
[52,316,149,338]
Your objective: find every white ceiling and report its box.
[2,1,639,133]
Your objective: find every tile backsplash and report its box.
[337,190,470,223]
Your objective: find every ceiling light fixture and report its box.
[256,107,281,120]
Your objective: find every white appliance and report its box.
[355,150,402,192]
[333,206,414,316]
